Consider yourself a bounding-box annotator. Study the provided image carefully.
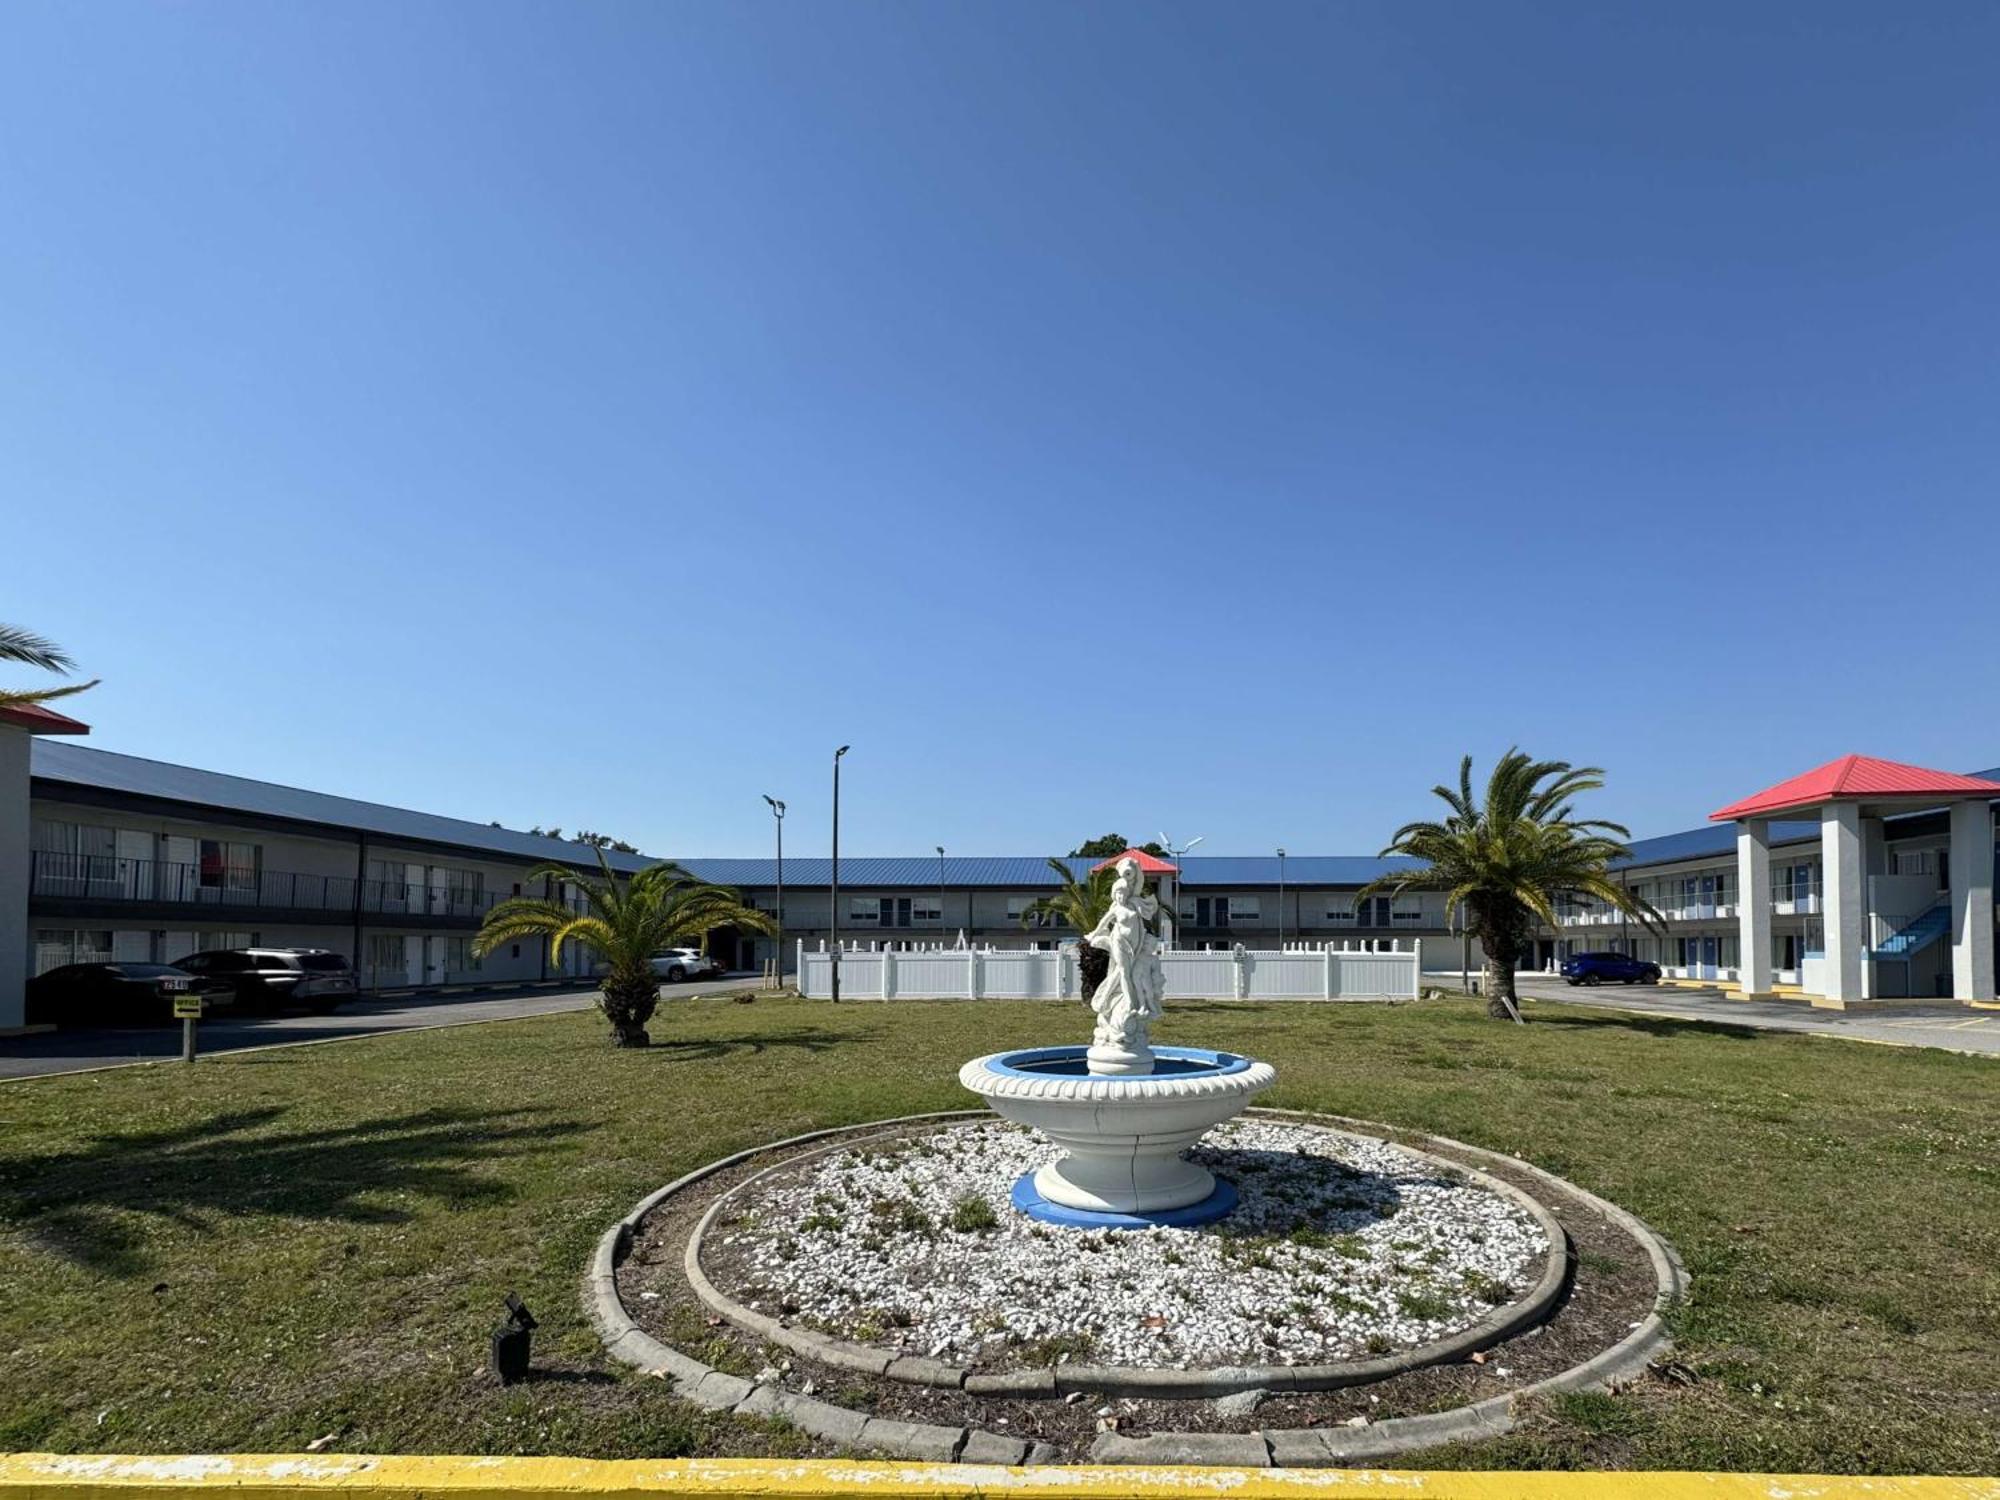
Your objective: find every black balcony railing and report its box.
[28,851,513,920]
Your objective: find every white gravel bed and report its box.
[706,1119,1548,1370]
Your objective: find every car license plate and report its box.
[163,978,188,992]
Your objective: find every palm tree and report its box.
[1,624,97,710]
[1357,750,1660,1022]
[1020,856,1171,1002]
[473,849,774,1046]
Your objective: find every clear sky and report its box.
[5,3,1996,860]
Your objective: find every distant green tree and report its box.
[1069,833,1168,859]
[572,831,640,854]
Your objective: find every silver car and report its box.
[648,947,722,982]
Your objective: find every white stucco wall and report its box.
[0,727,32,1028]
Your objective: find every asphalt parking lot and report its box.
[0,974,769,1081]
[1507,972,2000,1056]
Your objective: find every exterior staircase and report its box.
[1868,902,1951,961]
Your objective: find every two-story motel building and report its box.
[2,705,1994,1029]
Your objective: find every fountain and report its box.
[958,855,1276,1226]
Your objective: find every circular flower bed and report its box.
[701,1118,1549,1370]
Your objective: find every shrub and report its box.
[948,1194,1000,1233]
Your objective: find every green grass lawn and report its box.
[1,995,1996,1473]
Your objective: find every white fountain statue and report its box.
[1082,856,1166,1076]
[959,855,1276,1226]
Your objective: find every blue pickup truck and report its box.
[1559,951,1663,986]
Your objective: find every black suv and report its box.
[174,948,359,1013]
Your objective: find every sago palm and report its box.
[1358,750,1660,1022]
[1020,856,1168,1001]
[473,849,774,1046]
[0,624,97,711]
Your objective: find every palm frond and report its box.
[0,624,75,672]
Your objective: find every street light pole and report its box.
[830,746,849,1003]
[762,794,785,986]
[935,845,945,941]
[1277,847,1287,948]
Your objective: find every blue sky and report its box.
[4,3,1996,859]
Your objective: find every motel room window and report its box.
[849,897,882,926]
[198,839,259,893]
[1007,896,1053,927]
[913,895,943,924]
[34,929,117,974]
[1356,896,1393,928]
[366,934,406,983]
[1229,896,1261,923]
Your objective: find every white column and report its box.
[1736,819,1774,997]
[0,726,31,1030]
[1821,803,1864,1004]
[1948,800,1996,1003]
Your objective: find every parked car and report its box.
[173,947,359,1013]
[24,962,235,1026]
[648,947,723,982]
[1560,951,1663,986]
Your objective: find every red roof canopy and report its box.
[1090,848,1180,875]
[1711,754,2000,821]
[0,704,90,736]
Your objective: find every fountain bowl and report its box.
[957,1044,1277,1227]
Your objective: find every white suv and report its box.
[648,947,722,982]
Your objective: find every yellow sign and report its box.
[172,995,204,1020]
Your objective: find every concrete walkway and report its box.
[1507,974,2000,1056]
[0,974,770,1081]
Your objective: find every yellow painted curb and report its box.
[0,1456,1994,1500]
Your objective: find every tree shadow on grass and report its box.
[1527,1012,1765,1044]
[0,1104,589,1277]
[644,1026,866,1063]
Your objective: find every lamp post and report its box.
[830,745,849,1003]
[761,794,785,985]
[935,845,945,941]
[1276,847,1287,948]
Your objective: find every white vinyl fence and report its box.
[796,941,1421,1002]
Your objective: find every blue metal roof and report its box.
[31,742,657,874]
[1612,820,1820,870]
[674,854,1420,888]
[1177,855,1423,886]
[677,856,1095,888]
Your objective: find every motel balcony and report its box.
[26,851,523,926]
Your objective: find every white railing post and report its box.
[1234,943,1249,1000]
[967,946,978,999]
[1323,948,1335,999]
[882,949,895,1000]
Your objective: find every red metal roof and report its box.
[1710,754,2000,821]
[0,703,90,736]
[1089,848,1181,874]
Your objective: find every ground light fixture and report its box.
[830,746,849,1003]
[761,794,785,985]
[490,1293,536,1385]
